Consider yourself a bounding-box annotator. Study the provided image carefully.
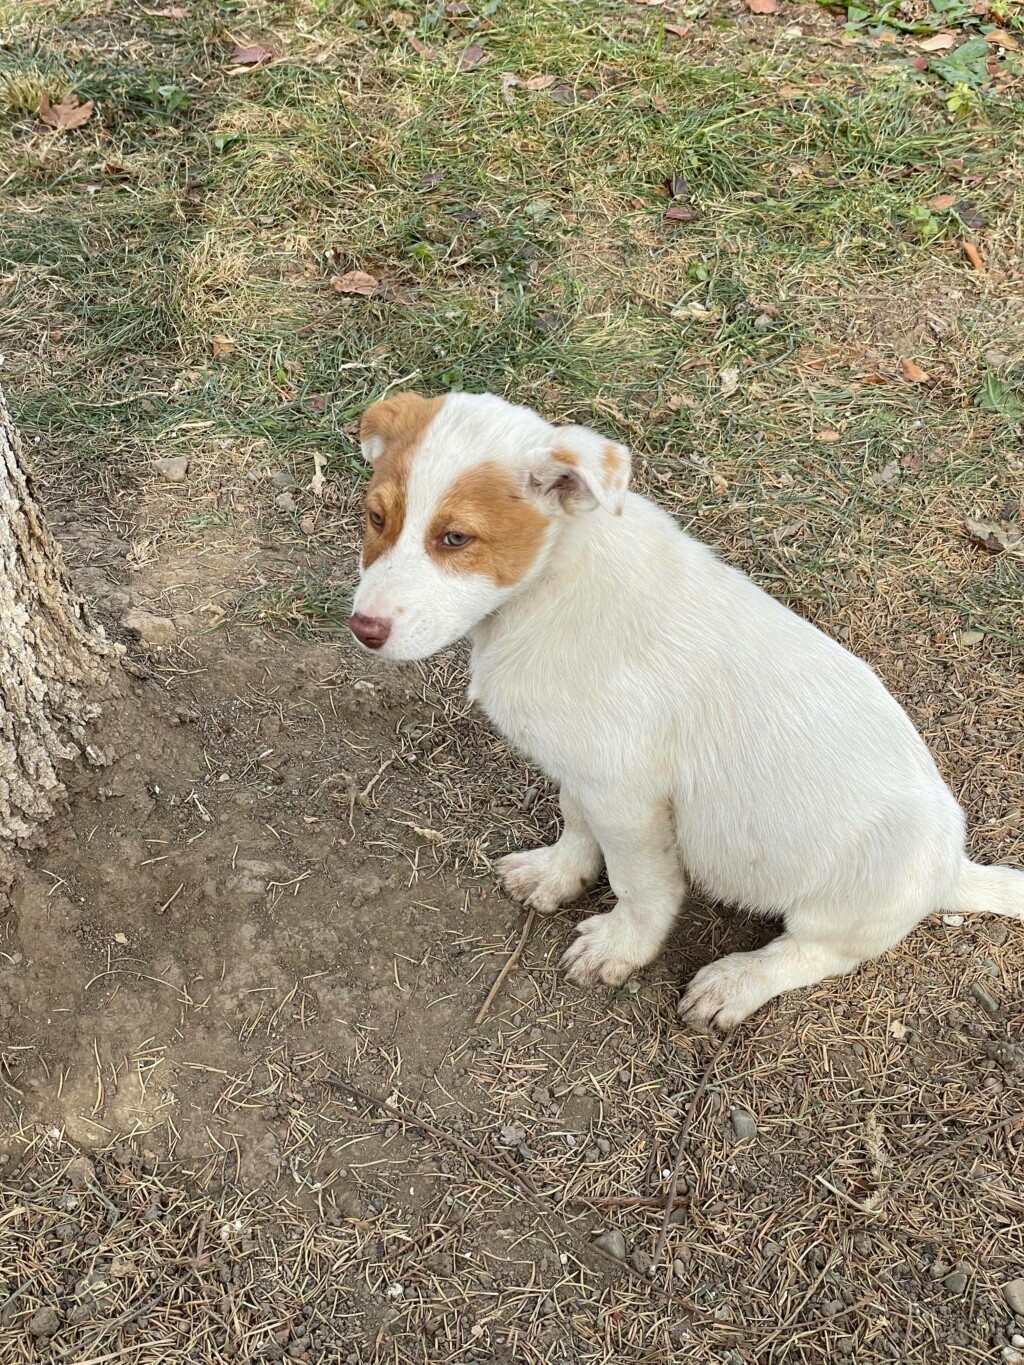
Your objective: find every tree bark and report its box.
[0,380,121,848]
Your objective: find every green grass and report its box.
[1,0,1022,644]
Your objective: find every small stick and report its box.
[323,1074,547,1206]
[474,909,536,1026]
[651,1032,729,1269]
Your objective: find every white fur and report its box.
[352,393,1024,1026]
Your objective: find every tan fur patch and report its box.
[601,442,623,485]
[360,392,443,568]
[426,461,549,588]
[550,447,579,467]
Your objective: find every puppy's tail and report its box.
[946,858,1024,921]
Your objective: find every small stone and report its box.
[30,1306,61,1338]
[837,1337,856,1357]
[1003,1280,1024,1316]
[944,1272,969,1294]
[522,786,539,811]
[275,491,297,513]
[629,1249,652,1274]
[153,455,189,483]
[270,470,296,489]
[754,312,774,329]
[730,1106,758,1141]
[672,1259,687,1280]
[1012,1336,1024,1349]
[593,1228,626,1261]
[971,981,1000,1015]
[121,610,176,647]
[1002,1350,1024,1365]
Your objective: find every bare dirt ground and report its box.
[2,422,1023,1365]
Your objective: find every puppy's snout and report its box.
[348,613,392,650]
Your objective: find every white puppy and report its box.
[349,390,1023,1028]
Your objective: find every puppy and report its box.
[349,390,1023,1028]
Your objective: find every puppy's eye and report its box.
[367,508,385,531]
[440,531,472,549]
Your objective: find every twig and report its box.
[911,1109,1024,1162]
[651,1033,729,1269]
[322,1074,548,1207]
[474,908,536,1025]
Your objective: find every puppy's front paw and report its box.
[497,846,593,914]
[678,953,772,1031]
[560,912,649,987]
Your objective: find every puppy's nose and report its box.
[348,613,391,650]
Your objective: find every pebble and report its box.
[593,1229,626,1261]
[1003,1280,1024,1316]
[672,1259,687,1280]
[152,455,189,483]
[971,981,1000,1015]
[121,610,176,647]
[1002,1351,1024,1365]
[942,914,964,927]
[270,470,296,489]
[1013,1337,1024,1349]
[629,1249,652,1275]
[29,1306,60,1338]
[730,1106,758,1141]
[943,1272,969,1295]
[275,491,297,513]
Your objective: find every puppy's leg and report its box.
[497,791,603,914]
[561,801,687,986]
[678,901,921,1030]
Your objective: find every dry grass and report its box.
[2,0,1024,1361]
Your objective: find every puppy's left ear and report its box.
[531,425,631,516]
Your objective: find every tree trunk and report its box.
[0,380,121,848]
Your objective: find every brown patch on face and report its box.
[426,461,549,588]
[601,443,623,484]
[550,446,579,467]
[360,392,443,568]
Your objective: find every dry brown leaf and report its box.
[858,373,888,386]
[900,358,931,384]
[963,240,985,271]
[987,28,1021,50]
[457,44,486,70]
[917,32,956,52]
[664,23,689,37]
[142,5,188,15]
[230,44,273,66]
[39,92,94,131]
[719,367,740,398]
[926,193,957,210]
[746,0,779,12]
[965,517,1022,553]
[408,37,434,57]
[525,73,558,89]
[814,429,840,442]
[330,271,378,296]
[211,335,235,359]
[664,203,701,224]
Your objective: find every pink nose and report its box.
[348,613,391,650]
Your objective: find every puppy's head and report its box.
[348,391,630,660]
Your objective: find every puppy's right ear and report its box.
[360,391,439,464]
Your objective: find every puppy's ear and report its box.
[359,391,438,464]
[531,425,631,516]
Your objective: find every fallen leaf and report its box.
[965,517,1022,553]
[330,271,378,296]
[525,73,558,89]
[772,519,804,543]
[651,95,668,114]
[814,429,840,442]
[960,630,984,646]
[858,373,888,386]
[447,0,473,12]
[976,373,1024,421]
[305,394,325,415]
[917,32,956,52]
[300,514,317,535]
[719,366,740,398]
[987,28,1020,50]
[230,43,273,65]
[871,462,900,486]
[457,44,486,70]
[419,171,444,188]
[664,203,701,224]
[746,0,779,12]
[665,173,690,199]
[664,23,689,37]
[926,193,957,210]
[67,1155,97,1189]
[954,200,986,229]
[901,452,925,471]
[39,92,94,131]
[549,83,576,105]
[889,1020,910,1041]
[211,335,235,359]
[963,240,985,271]
[408,37,434,57]
[900,358,931,383]
[910,56,929,71]
[142,5,188,15]
[667,394,697,410]
[113,932,128,945]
